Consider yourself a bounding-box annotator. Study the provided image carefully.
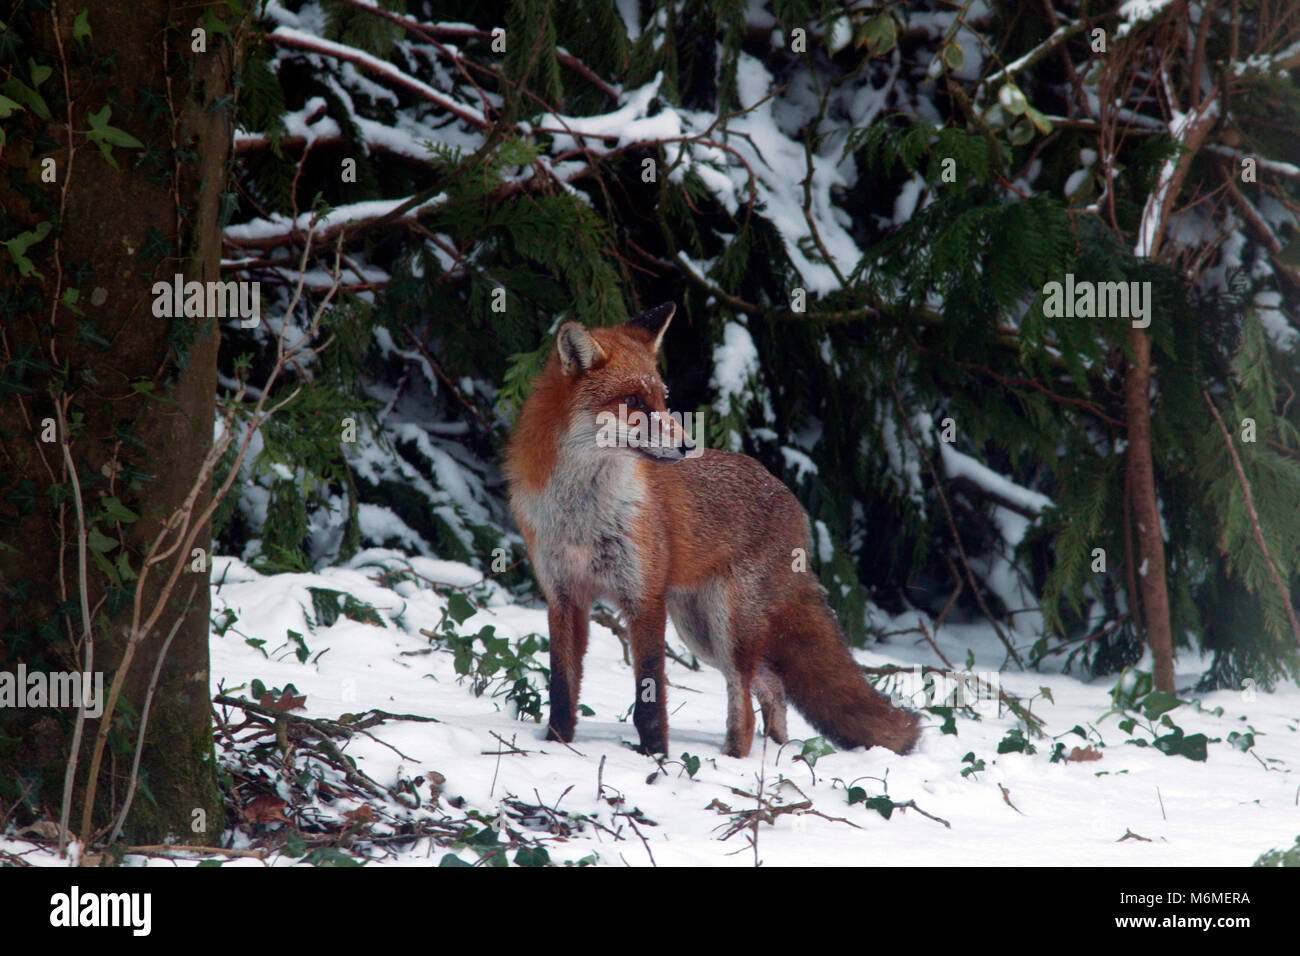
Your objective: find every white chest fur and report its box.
[513,421,646,603]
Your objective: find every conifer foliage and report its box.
[219,0,1300,689]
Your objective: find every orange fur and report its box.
[504,305,920,757]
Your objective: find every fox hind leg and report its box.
[754,662,788,744]
[722,671,756,758]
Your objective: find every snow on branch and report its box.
[267,26,488,130]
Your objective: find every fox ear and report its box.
[556,322,607,375]
[626,302,675,353]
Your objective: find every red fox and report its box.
[505,303,920,758]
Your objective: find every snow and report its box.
[225,195,445,243]
[12,549,1297,867]
[1116,0,1179,39]
[538,74,676,153]
[939,443,1054,515]
[270,27,486,128]
[614,0,641,41]
[1255,290,1299,352]
[709,320,760,417]
[780,446,819,482]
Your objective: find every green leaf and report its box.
[797,735,835,767]
[1008,118,1035,146]
[73,9,91,42]
[998,83,1029,115]
[1152,727,1209,762]
[862,795,896,820]
[514,846,550,867]
[114,550,137,581]
[102,496,139,523]
[3,221,52,279]
[302,847,362,866]
[1,77,50,120]
[61,287,84,315]
[1024,105,1053,135]
[89,546,120,587]
[85,105,144,168]
[860,13,897,56]
[0,94,21,118]
[87,526,118,553]
[1139,690,1182,721]
[28,59,52,87]
[446,591,476,626]
[438,853,474,867]
[997,727,1036,754]
[942,41,964,71]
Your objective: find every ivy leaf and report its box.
[796,735,835,768]
[1139,690,1182,721]
[446,591,476,626]
[73,8,92,43]
[3,221,52,279]
[114,550,137,581]
[85,105,144,168]
[1,77,50,119]
[514,847,550,867]
[86,526,118,553]
[28,58,52,87]
[102,496,139,523]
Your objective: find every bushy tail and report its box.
[769,595,920,755]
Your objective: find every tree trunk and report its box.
[1124,329,1176,691]
[0,2,243,845]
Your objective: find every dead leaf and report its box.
[344,805,374,827]
[1065,745,1103,763]
[259,689,307,712]
[242,794,287,824]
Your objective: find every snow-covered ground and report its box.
[9,548,1298,867]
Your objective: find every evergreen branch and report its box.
[955,360,1124,428]
[404,328,497,438]
[265,27,490,130]
[890,383,1026,669]
[1203,389,1300,648]
[328,0,621,100]
[1217,158,1300,284]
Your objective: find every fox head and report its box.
[550,303,698,463]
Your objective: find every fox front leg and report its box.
[627,598,669,754]
[545,595,589,743]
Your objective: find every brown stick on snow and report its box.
[1202,390,1300,647]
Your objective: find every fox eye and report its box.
[623,394,645,410]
